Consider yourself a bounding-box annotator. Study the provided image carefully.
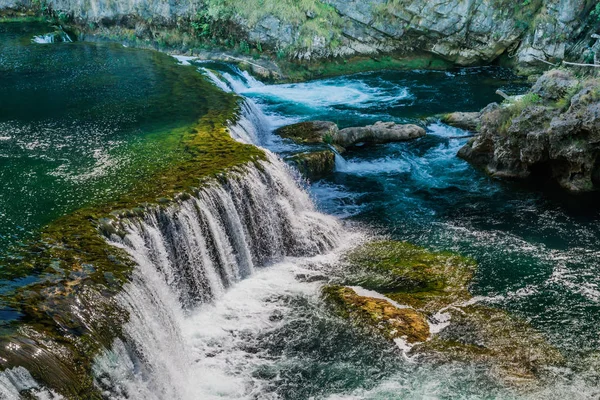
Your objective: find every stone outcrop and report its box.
[287,150,335,180]
[275,120,425,148]
[2,0,598,73]
[333,122,426,147]
[458,69,600,193]
[322,240,563,384]
[275,121,338,144]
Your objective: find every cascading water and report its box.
[92,142,342,398]
[227,100,273,146]
[0,367,63,399]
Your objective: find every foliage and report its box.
[591,3,600,23]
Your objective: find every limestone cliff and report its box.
[2,0,599,73]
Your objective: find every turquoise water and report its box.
[200,63,600,398]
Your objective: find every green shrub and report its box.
[239,40,250,54]
[591,3,600,23]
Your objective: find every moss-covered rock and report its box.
[287,149,335,180]
[342,241,475,314]
[324,240,563,384]
[275,120,338,144]
[322,285,430,344]
[415,305,563,384]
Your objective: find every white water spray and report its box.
[93,102,342,399]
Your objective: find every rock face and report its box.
[1,0,598,72]
[287,150,335,180]
[333,122,425,147]
[458,70,600,193]
[275,121,338,144]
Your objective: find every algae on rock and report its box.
[322,240,563,384]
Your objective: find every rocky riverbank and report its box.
[455,69,600,193]
[2,0,600,78]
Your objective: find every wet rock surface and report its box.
[287,149,335,180]
[458,69,600,193]
[322,285,430,344]
[322,240,563,384]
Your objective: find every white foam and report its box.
[32,34,55,44]
[172,55,198,66]
[336,155,412,175]
[348,286,409,310]
[241,79,412,110]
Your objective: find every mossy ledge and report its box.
[322,241,563,385]
[0,86,265,397]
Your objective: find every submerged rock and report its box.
[341,241,475,314]
[416,305,563,385]
[323,240,563,384]
[333,122,426,148]
[458,69,600,193]
[322,286,430,344]
[287,150,335,180]
[275,121,338,144]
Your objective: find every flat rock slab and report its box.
[333,122,426,147]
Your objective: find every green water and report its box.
[0,21,227,259]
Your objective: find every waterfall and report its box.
[0,367,62,399]
[2,63,343,399]
[200,65,264,95]
[92,147,341,398]
[227,100,272,145]
[328,144,349,172]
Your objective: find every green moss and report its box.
[343,241,475,312]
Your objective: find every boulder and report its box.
[458,70,600,193]
[275,121,338,144]
[332,122,426,147]
[531,69,579,101]
[287,150,335,180]
[441,112,481,131]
